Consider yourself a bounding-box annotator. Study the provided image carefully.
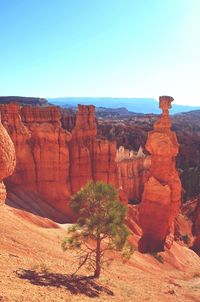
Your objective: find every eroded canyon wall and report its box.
[116,146,151,203]
[2,104,121,222]
[1,104,72,220]
[0,110,16,204]
[69,105,118,193]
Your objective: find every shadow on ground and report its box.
[16,269,114,298]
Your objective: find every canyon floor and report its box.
[0,204,200,302]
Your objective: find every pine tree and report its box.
[62,181,133,278]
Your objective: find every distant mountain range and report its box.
[0,96,199,114]
[47,97,200,114]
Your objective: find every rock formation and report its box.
[2,104,118,222]
[60,108,76,132]
[0,112,16,203]
[116,146,150,203]
[1,104,72,220]
[2,99,183,241]
[139,96,182,253]
[70,105,118,193]
[191,198,200,255]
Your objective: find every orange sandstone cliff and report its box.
[0,112,16,203]
[139,96,182,253]
[70,104,118,193]
[116,146,151,203]
[2,104,72,221]
[2,104,120,222]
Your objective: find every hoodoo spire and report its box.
[139,96,181,253]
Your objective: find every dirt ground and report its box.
[0,205,200,302]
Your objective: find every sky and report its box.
[0,0,200,106]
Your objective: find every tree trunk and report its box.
[94,238,101,278]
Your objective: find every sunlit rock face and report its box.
[1,104,72,219]
[1,104,118,222]
[0,110,16,204]
[139,96,182,253]
[70,105,118,193]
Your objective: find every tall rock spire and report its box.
[138,96,182,253]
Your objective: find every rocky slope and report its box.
[1,204,200,302]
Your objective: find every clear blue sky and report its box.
[0,0,200,105]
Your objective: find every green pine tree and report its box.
[62,181,134,278]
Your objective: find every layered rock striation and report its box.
[139,96,182,253]
[1,104,72,220]
[70,105,118,193]
[116,146,151,203]
[2,104,119,222]
[0,110,16,203]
